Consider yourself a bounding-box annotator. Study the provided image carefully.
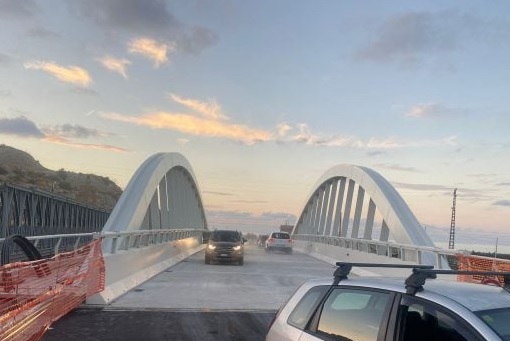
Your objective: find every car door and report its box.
[266,285,329,341]
[393,295,485,341]
[299,287,395,341]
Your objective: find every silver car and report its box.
[266,263,510,341]
[265,231,293,254]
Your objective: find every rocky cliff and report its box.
[0,144,122,210]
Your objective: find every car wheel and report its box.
[238,257,244,266]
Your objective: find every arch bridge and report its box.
[291,164,441,266]
[1,153,453,304]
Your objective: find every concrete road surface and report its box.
[43,244,335,340]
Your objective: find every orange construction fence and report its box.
[0,239,105,341]
[456,253,510,286]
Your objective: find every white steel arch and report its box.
[103,153,207,233]
[294,164,435,248]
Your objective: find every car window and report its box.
[271,233,290,239]
[475,308,510,341]
[288,285,329,330]
[399,298,478,341]
[316,288,390,341]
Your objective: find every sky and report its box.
[0,0,509,247]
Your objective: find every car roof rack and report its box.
[333,262,510,295]
[407,269,510,295]
[333,262,433,286]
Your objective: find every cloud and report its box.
[0,116,45,138]
[100,93,272,144]
[100,111,272,145]
[405,103,467,118]
[170,93,227,120]
[0,0,38,19]
[496,182,510,187]
[467,173,498,184]
[27,26,60,39]
[205,209,296,232]
[0,53,12,65]
[493,200,510,207]
[177,138,189,145]
[69,87,99,96]
[42,124,112,139]
[233,200,269,204]
[128,37,172,67]
[97,56,131,78]
[202,191,234,197]
[392,182,496,202]
[74,0,180,35]
[24,60,92,87]
[374,164,422,173]
[492,200,510,206]
[392,182,454,192]
[277,122,292,137]
[99,93,460,148]
[43,135,128,153]
[355,10,505,65]
[176,26,219,55]
[356,11,455,63]
[288,123,456,149]
[290,124,401,148]
[73,0,217,54]
[291,123,360,147]
[0,89,11,97]
[366,150,386,156]
[0,116,125,152]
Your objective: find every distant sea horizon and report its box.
[426,225,510,255]
[434,241,510,255]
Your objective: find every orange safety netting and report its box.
[456,253,510,286]
[0,239,105,341]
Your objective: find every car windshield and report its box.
[211,231,240,242]
[475,308,510,341]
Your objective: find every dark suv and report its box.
[205,230,244,265]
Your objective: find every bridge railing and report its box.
[293,234,458,269]
[0,229,206,260]
[101,229,204,254]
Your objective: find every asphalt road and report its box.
[43,309,275,341]
[43,244,335,341]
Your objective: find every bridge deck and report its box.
[42,244,336,340]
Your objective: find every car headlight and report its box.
[233,245,242,251]
[207,244,216,250]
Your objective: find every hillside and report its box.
[0,144,122,210]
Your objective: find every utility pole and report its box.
[495,237,498,259]
[448,188,457,249]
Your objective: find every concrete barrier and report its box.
[87,237,204,305]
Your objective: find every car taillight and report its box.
[267,238,274,243]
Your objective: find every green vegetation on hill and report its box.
[0,144,122,210]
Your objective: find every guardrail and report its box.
[99,229,204,254]
[0,229,206,259]
[293,234,459,269]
